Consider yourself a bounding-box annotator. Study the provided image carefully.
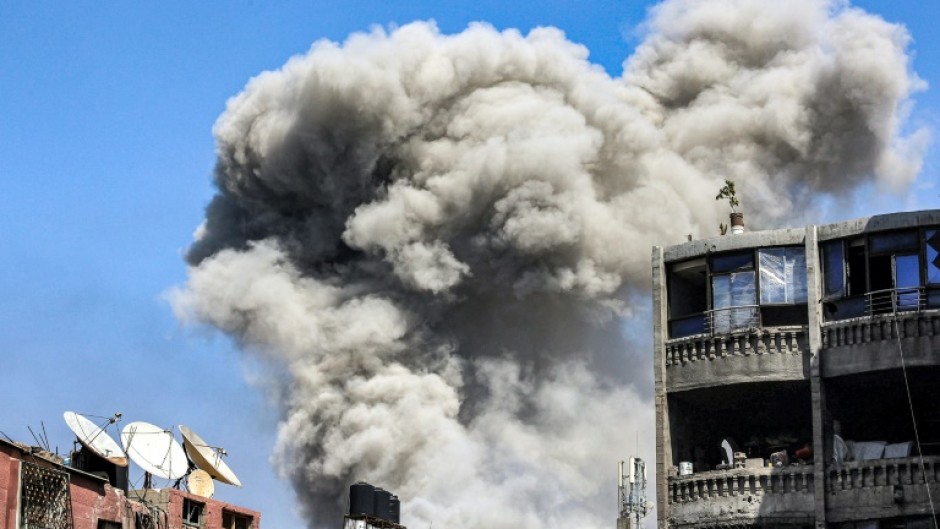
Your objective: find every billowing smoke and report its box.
[171,0,927,527]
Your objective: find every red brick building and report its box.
[0,438,260,529]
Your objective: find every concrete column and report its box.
[652,246,672,529]
[805,226,828,529]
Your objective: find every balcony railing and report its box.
[665,326,805,367]
[825,286,940,322]
[670,466,815,502]
[670,305,760,338]
[821,301,940,350]
[826,456,940,522]
[827,456,940,492]
[668,466,815,528]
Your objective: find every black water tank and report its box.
[389,495,400,523]
[373,487,392,521]
[349,482,375,517]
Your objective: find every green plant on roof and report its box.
[715,179,739,213]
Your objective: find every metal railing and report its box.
[706,305,760,334]
[670,306,760,338]
[865,286,927,315]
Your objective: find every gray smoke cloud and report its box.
[171,0,927,527]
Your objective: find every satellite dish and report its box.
[178,425,242,487]
[187,469,215,498]
[63,411,127,467]
[121,422,188,480]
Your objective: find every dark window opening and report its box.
[182,499,204,529]
[98,521,121,529]
[761,305,808,326]
[223,511,253,529]
[668,258,708,338]
[135,511,155,529]
[669,381,812,472]
[847,239,867,296]
[828,367,940,459]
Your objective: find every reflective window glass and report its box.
[712,271,756,333]
[927,230,940,285]
[870,230,918,254]
[822,241,845,298]
[710,251,754,273]
[759,247,807,304]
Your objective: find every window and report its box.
[927,230,940,309]
[98,521,121,529]
[668,258,707,337]
[135,511,155,529]
[222,511,253,529]
[758,247,807,304]
[20,462,71,529]
[182,499,204,529]
[666,247,810,337]
[710,251,757,334]
[822,241,845,299]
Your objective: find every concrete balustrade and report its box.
[663,327,809,391]
[667,466,816,528]
[821,312,940,377]
[826,456,940,523]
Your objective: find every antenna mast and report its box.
[617,458,650,529]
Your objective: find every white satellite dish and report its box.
[63,411,127,467]
[187,469,215,498]
[178,425,242,487]
[121,421,188,480]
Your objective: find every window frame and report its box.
[182,498,205,529]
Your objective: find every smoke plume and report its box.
[172,0,927,527]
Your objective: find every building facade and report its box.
[653,210,940,529]
[0,438,260,529]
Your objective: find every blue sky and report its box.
[1,2,938,528]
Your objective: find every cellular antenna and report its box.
[618,457,651,529]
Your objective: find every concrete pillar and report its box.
[652,246,672,529]
[806,226,828,529]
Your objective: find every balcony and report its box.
[820,288,940,377]
[826,456,940,523]
[664,307,808,391]
[667,466,815,529]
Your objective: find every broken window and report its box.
[868,230,921,313]
[182,499,204,529]
[667,258,708,338]
[222,511,253,529]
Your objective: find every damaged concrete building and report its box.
[652,210,940,529]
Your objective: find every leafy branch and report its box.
[715,179,739,213]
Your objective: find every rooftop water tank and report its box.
[349,482,375,517]
[373,487,392,521]
[389,495,400,523]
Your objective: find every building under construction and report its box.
[652,210,940,529]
